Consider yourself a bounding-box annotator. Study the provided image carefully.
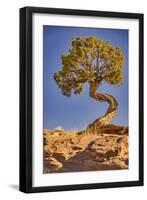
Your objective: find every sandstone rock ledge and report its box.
[43,125,128,173]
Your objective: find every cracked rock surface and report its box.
[43,125,128,173]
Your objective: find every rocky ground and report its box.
[43,125,128,173]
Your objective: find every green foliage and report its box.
[54,36,124,96]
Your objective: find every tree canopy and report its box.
[54,36,124,97]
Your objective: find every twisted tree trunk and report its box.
[87,82,118,131]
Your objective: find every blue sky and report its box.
[43,25,128,130]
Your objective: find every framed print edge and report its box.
[19,6,144,193]
[138,13,144,187]
[19,7,33,193]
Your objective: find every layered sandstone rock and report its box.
[43,125,128,173]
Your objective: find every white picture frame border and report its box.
[32,13,139,187]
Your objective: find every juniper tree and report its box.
[54,36,124,129]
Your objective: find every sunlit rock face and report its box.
[43,125,128,173]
